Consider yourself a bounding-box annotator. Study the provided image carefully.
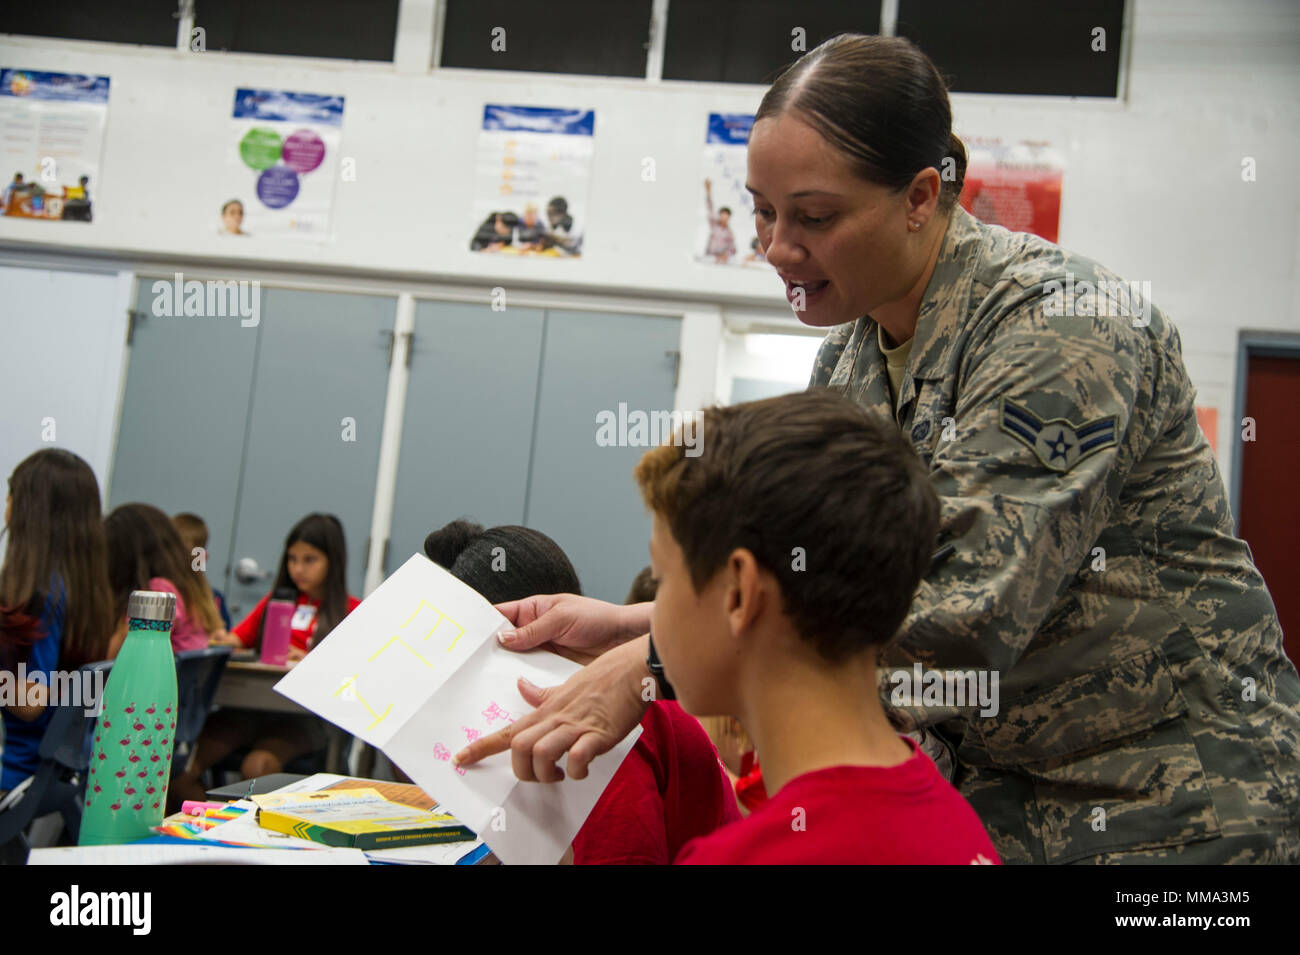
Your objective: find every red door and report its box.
[1237,353,1300,669]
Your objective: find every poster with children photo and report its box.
[469,104,592,259]
[0,68,108,222]
[696,113,765,269]
[219,88,344,240]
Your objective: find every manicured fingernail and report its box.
[498,630,515,646]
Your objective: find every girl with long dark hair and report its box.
[0,449,114,792]
[213,513,354,659]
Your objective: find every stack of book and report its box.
[252,787,476,850]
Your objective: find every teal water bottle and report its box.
[80,591,179,845]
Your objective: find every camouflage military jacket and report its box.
[810,206,1300,863]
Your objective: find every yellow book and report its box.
[252,788,475,849]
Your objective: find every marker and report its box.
[204,808,244,821]
[181,800,227,815]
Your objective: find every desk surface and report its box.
[213,660,299,713]
[224,660,293,675]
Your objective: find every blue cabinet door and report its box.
[224,288,394,618]
[109,279,259,596]
[387,301,545,574]
[525,309,681,603]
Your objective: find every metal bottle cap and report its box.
[127,590,177,622]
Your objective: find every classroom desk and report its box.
[212,660,302,714]
[212,660,349,773]
[162,773,497,864]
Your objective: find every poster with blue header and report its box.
[696,113,766,268]
[221,88,344,240]
[470,104,593,258]
[0,68,109,223]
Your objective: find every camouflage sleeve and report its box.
[888,299,1159,690]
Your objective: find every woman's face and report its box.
[747,112,919,328]
[287,541,329,598]
[222,203,244,233]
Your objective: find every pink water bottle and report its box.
[259,588,296,666]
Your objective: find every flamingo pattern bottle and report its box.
[79,591,179,845]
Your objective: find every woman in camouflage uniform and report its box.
[457,34,1300,864]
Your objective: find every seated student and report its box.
[423,520,740,865]
[171,512,232,630]
[105,503,225,652]
[0,449,115,798]
[621,566,760,814]
[469,211,518,252]
[539,196,580,254]
[514,204,547,249]
[630,391,1000,864]
[0,607,42,674]
[173,514,360,808]
[211,513,359,660]
[623,565,657,605]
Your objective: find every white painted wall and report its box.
[0,265,132,563]
[0,0,1297,495]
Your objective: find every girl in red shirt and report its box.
[214,514,360,658]
[171,514,359,809]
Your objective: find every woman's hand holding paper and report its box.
[454,633,653,783]
[494,593,651,658]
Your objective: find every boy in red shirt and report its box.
[572,699,740,864]
[633,390,1000,864]
[422,519,741,864]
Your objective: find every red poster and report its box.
[958,137,1064,242]
[1196,406,1219,455]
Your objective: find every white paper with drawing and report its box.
[273,553,641,865]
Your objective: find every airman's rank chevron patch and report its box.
[999,398,1118,472]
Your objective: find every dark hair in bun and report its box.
[757,33,966,211]
[424,519,582,603]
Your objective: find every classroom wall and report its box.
[1,0,1298,499]
[0,265,132,565]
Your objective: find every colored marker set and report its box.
[154,802,249,840]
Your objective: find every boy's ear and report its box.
[724,548,765,640]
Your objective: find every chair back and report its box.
[173,646,232,767]
[40,660,114,771]
[0,659,113,852]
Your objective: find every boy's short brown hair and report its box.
[633,389,938,662]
